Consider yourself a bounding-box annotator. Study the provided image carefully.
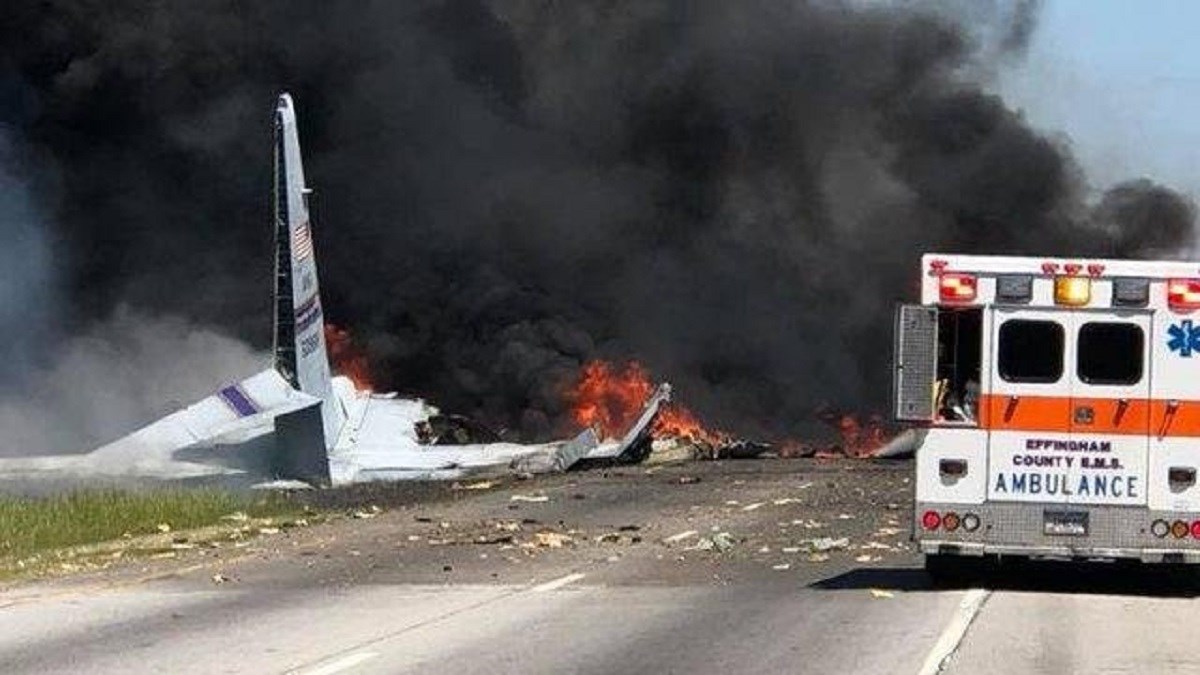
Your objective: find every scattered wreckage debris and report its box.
[416,415,501,446]
[566,359,910,466]
[531,531,573,548]
[570,361,776,462]
[688,532,737,553]
[662,530,700,544]
[396,515,647,553]
[452,480,497,491]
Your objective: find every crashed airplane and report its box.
[0,94,669,488]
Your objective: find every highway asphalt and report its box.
[3,460,1199,674]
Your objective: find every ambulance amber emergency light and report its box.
[1054,276,1091,306]
[938,273,977,303]
[1168,278,1200,310]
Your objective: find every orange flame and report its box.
[815,406,892,457]
[654,405,731,446]
[324,324,373,391]
[569,360,728,445]
[837,413,889,457]
[570,361,655,437]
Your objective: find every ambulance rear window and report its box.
[1077,322,1144,385]
[998,320,1064,383]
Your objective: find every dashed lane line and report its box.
[292,651,379,675]
[531,572,586,593]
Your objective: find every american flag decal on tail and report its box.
[293,221,313,260]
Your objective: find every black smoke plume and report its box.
[0,0,1194,448]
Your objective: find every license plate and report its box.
[1044,510,1089,536]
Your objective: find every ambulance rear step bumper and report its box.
[918,541,1200,564]
[915,501,1200,564]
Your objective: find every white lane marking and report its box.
[296,651,379,675]
[531,573,586,593]
[916,588,991,675]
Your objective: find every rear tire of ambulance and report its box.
[924,554,982,586]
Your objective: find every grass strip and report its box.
[0,488,297,562]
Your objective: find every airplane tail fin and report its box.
[272,93,345,451]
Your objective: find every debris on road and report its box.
[712,532,736,552]
[351,506,382,519]
[453,480,497,491]
[810,537,850,552]
[473,534,516,546]
[1,457,918,591]
[510,494,550,503]
[687,531,737,553]
[644,438,696,465]
[596,531,642,545]
[662,530,699,545]
[793,519,825,529]
[860,541,893,550]
[531,531,573,548]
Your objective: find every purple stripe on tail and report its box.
[218,385,260,418]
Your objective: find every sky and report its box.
[998,0,1200,199]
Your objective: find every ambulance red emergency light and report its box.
[894,253,1200,575]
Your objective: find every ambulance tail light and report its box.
[961,513,980,532]
[1151,519,1170,538]
[1191,521,1200,540]
[939,273,977,303]
[921,510,941,531]
[1054,276,1091,306]
[1167,279,1200,310]
[1171,520,1189,539]
[942,512,961,532]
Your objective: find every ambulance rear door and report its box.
[986,306,1074,503]
[1066,310,1151,506]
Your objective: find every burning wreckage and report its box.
[0,95,678,489]
[0,94,906,491]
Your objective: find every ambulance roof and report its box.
[922,253,1200,278]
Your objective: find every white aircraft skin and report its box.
[0,94,664,489]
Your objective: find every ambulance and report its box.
[894,253,1200,573]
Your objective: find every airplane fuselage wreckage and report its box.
[0,94,669,489]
